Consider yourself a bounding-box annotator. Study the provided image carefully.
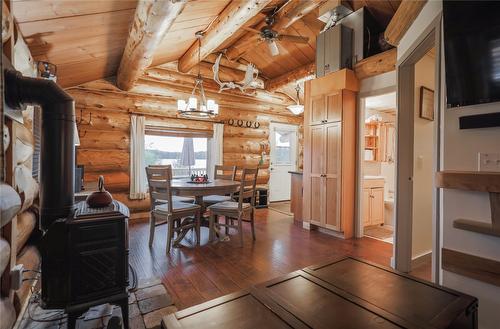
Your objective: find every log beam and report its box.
[265,62,315,91]
[353,48,397,80]
[177,0,272,73]
[116,0,187,91]
[384,0,427,46]
[226,0,323,60]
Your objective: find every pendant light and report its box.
[177,31,219,118]
[287,84,304,115]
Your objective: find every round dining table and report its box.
[170,178,240,211]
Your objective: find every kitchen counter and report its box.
[290,172,303,222]
[288,171,303,175]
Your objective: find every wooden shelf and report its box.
[436,171,500,238]
[453,219,500,238]
[436,171,500,193]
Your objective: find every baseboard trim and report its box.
[411,251,432,269]
[316,226,345,239]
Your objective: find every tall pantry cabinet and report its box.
[302,69,358,239]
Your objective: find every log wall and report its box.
[67,78,303,215]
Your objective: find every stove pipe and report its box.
[4,68,75,229]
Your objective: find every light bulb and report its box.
[177,100,186,111]
[188,97,197,110]
[213,104,219,114]
[207,99,215,111]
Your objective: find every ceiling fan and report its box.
[243,13,309,56]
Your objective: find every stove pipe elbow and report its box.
[4,68,75,229]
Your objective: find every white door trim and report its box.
[394,14,442,283]
[268,122,299,202]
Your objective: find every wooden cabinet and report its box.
[363,179,385,227]
[289,172,303,222]
[364,121,395,163]
[309,91,342,125]
[303,69,358,238]
[362,188,371,226]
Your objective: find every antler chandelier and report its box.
[177,32,219,118]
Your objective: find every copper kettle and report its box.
[86,176,113,208]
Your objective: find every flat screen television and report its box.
[443,1,500,108]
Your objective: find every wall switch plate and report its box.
[478,153,500,172]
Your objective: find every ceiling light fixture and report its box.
[177,32,219,119]
[287,84,304,115]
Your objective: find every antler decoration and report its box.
[212,53,259,94]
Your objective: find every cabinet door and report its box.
[362,188,371,226]
[309,126,324,224]
[370,188,385,225]
[310,95,326,125]
[325,91,342,122]
[324,123,341,231]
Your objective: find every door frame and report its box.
[268,122,299,202]
[394,14,442,282]
[356,87,396,239]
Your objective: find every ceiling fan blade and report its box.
[278,34,309,44]
[242,27,261,34]
[267,40,280,56]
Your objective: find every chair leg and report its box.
[196,211,201,245]
[209,214,215,242]
[251,208,256,241]
[237,213,243,247]
[148,212,155,247]
[166,217,174,253]
[225,216,229,235]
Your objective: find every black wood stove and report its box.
[3,62,130,328]
[41,200,130,328]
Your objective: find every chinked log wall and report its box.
[66,78,303,215]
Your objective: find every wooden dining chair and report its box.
[207,167,259,247]
[146,166,201,252]
[203,165,237,206]
[147,164,195,204]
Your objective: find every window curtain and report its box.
[206,123,224,179]
[130,115,147,199]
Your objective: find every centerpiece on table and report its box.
[189,172,210,184]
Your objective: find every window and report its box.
[273,129,293,165]
[145,134,208,178]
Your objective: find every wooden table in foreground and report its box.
[162,257,477,329]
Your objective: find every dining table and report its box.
[169,178,240,245]
[170,178,240,212]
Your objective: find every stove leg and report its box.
[119,298,129,329]
[67,312,80,329]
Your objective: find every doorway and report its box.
[268,122,298,203]
[359,92,397,244]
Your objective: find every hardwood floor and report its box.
[129,208,395,310]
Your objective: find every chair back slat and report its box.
[214,165,236,181]
[146,165,173,213]
[237,167,259,209]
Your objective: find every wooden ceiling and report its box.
[12,0,400,89]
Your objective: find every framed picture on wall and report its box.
[419,86,434,121]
